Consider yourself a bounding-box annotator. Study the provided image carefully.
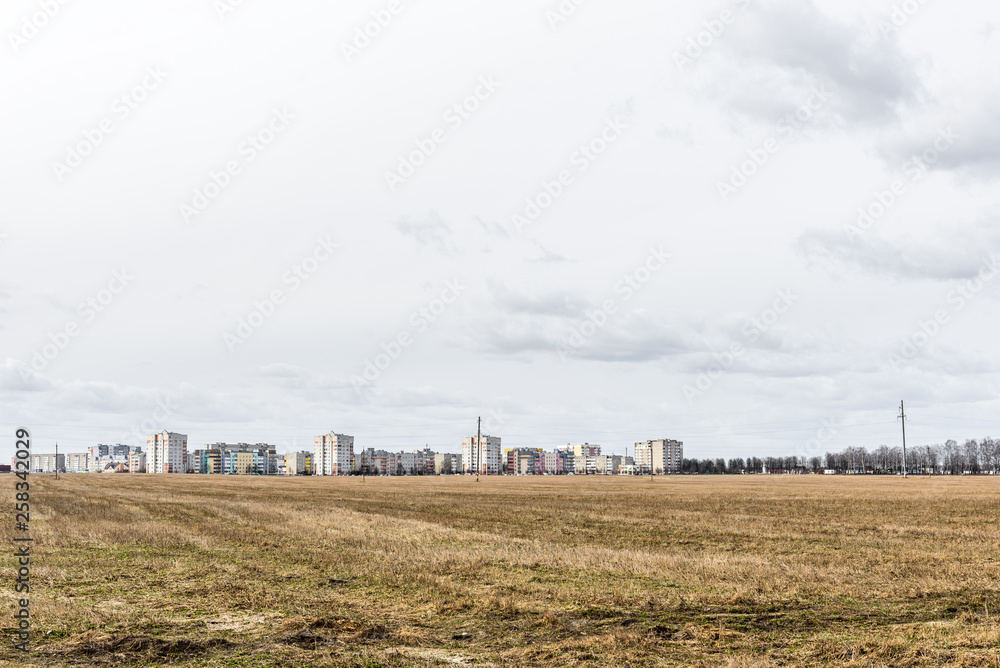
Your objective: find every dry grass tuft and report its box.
[55,629,230,661]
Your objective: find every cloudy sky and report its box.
[3,0,999,462]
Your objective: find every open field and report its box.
[3,474,1000,667]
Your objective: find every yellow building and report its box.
[235,451,254,475]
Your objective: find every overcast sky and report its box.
[3,0,999,461]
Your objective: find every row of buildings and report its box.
[16,430,684,476]
[23,444,147,474]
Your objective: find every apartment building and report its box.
[285,451,312,475]
[366,449,421,476]
[189,448,222,474]
[147,431,188,474]
[595,454,626,475]
[314,432,354,476]
[194,443,276,475]
[112,444,133,458]
[434,452,462,474]
[354,448,374,474]
[577,454,601,474]
[462,434,502,475]
[416,448,436,475]
[506,448,542,475]
[129,451,147,473]
[89,444,138,472]
[572,443,601,458]
[90,456,129,472]
[220,451,247,475]
[540,451,564,474]
[555,447,575,473]
[189,449,204,474]
[235,451,255,475]
[397,452,418,475]
[27,453,64,473]
[371,450,396,475]
[634,439,683,474]
[387,449,437,476]
[555,444,600,474]
[64,452,89,473]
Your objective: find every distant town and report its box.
[13,429,1000,476]
[15,430,683,476]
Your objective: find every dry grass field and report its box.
[3,474,1000,667]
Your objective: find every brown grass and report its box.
[2,474,1000,666]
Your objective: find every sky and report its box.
[2,0,1000,462]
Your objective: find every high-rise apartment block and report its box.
[634,439,683,474]
[462,434,501,474]
[147,431,188,474]
[314,432,354,476]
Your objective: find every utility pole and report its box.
[55,442,59,480]
[477,416,482,476]
[898,400,907,478]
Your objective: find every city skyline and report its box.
[21,431,999,476]
[10,418,999,468]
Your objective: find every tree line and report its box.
[683,438,1000,475]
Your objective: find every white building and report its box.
[129,451,147,473]
[399,452,418,475]
[540,451,561,474]
[90,455,129,472]
[434,453,462,474]
[462,434,501,475]
[596,454,624,475]
[147,431,188,474]
[28,453,64,473]
[575,454,600,474]
[285,451,312,475]
[634,439,683,474]
[89,445,139,472]
[64,452,89,472]
[314,432,354,476]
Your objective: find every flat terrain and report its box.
[3,474,1000,667]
